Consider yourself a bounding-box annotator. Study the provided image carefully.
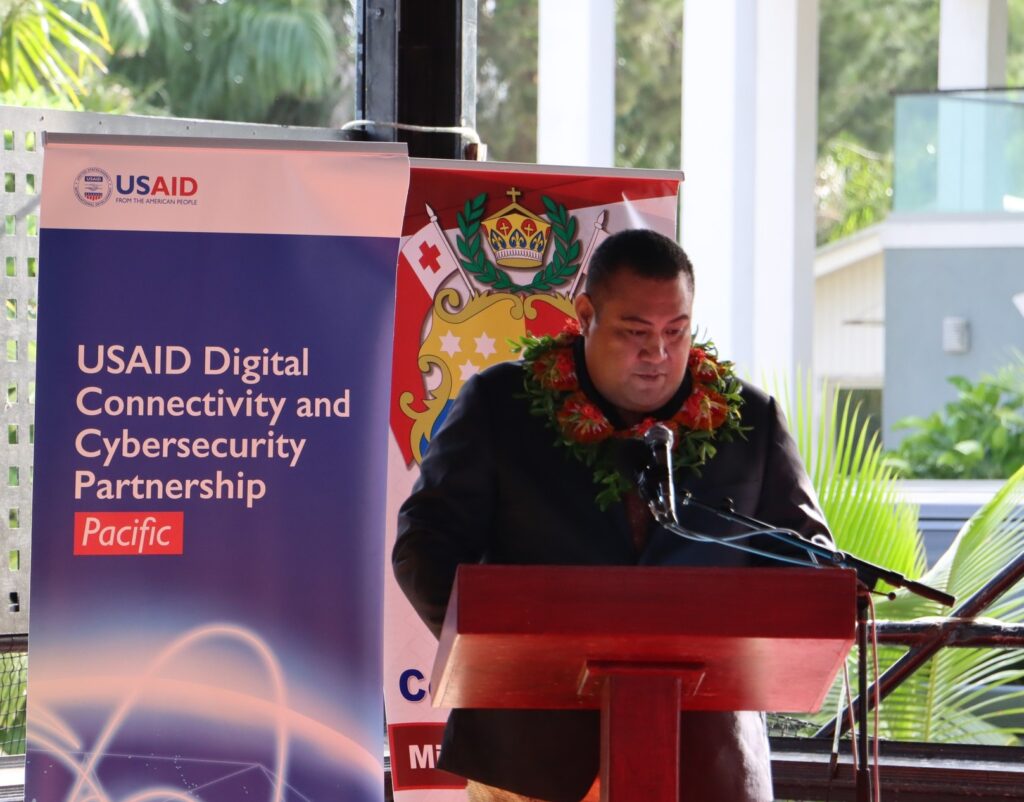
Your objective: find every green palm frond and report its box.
[782,377,925,579]
[96,0,150,57]
[241,5,334,98]
[0,0,112,107]
[867,465,1024,744]
[779,378,1024,745]
[182,0,336,122]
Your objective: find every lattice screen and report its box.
[0,106,347,636]
[0,114,40,636]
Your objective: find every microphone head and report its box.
[643,422,674,450]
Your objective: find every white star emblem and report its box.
[459,360,480,381]
[474,331,497,359]
[439,330,461,358]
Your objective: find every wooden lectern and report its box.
[431,565,856,802]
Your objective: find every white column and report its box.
[537,0,615,167]
[680,0,756,369]
[939,0,1007,89]
[752,0,819,383]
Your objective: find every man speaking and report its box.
[393,229,830,802]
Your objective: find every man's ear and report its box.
[574,292,595,334]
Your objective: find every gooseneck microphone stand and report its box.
[637,425,955,802]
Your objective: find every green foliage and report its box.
[868,466,1024,743]
[98,0,341,124]
[476,0,538,163]
[887,360,1024,480]
[614,0,681,169]
[815,1,938,240]
[818,0,938,155]
[781,378,925,581]
[781,380,1024,745]
[0,0,112,108]
[1007,0,1024,86]
[0,0,351,122]
[0,653,26,756]
[816,136,893,244]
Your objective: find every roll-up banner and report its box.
[28,135,410,802]
[383,161,682,799]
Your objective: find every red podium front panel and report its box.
[431,565,856,713]
[430,565,856,802]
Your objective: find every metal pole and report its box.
[856,593,872,802]
[874,619,1024,648]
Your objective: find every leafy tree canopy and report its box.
[96,0,344,124]
[614,0,681,169]
[1,0,353,125]
[818,0,938,155]
[476,0,537,163]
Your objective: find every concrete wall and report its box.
[884,246,1024,446]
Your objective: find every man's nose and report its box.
[640,333,668,361]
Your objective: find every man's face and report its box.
[574,269,693,420]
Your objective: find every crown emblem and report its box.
[480,187,552,269]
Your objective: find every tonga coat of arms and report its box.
[390,186,614,464]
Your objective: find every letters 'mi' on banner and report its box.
[29,135,410,802]
[383,160,682,799]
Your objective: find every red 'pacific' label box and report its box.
[74,511,184,556]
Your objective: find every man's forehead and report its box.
[590,273,693,317]
[593,267,691,295]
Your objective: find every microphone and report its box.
[643,423,678,523]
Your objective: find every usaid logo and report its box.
[111,174,200,206]
[73,168,113,207]
[115,174,198,197]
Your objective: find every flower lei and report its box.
[517,324,746,509]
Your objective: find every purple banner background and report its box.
[27,226,397,802]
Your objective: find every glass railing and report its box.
[894,89,1024,214]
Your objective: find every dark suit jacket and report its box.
[394,357,830,802]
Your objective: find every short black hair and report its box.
[584,229,693,300]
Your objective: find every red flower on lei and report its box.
[531,346,578,391]
[556,392,614,443]
[688,347,721,384]
[678,385,730,431]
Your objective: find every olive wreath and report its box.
[455,193,581,293]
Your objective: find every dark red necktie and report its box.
[623,489,653,553]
